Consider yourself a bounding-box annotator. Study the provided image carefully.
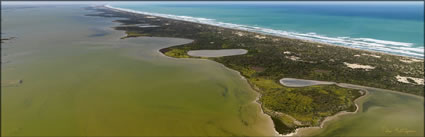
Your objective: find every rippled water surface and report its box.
[1,3,423,137]
[1,5,276,136]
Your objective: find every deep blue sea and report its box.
[108,2,424,58]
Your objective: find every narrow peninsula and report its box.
[87,6,424,134]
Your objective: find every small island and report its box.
[87,6,424,134]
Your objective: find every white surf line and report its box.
[104,5,423,58]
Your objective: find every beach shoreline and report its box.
[96,5,424,136]
[104,5,424,60]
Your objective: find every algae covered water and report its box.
[1,5,276,136]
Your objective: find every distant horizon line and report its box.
[2,1,424,5]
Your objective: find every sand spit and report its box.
[343,62,375,71]
[187,49,248,57]
[101,5,423,136]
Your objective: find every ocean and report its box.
[108,1,424,58]
[2,3,423,136]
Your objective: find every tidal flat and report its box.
[1,5,276,136]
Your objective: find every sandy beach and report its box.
[101,4,424,136]
[105,5,423,60]
[2,3,423,137]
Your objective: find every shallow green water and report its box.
[1,5,276,136]
[1,4,423,137]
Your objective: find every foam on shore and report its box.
[104,5,423,58]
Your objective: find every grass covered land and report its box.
[88,6,424,134]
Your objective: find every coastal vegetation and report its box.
[88,6,424,134]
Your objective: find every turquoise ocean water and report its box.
[108,2,424,58]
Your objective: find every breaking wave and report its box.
[105,5,424,58]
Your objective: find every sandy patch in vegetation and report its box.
[146,16,156,19]
[395,75,424,85]
[283,51,291,54]
[399,58,423,63]
[285,56,301,61]
[234,32,245,36]
[353,54,381,58]
[255,35,266,39]
[343,62,375,71]
[283,55,316,63]
[362,53,381,58]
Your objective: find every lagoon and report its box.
[187,49,248,57]
[1,3,423,137]
[1,5,276,136]
[279,78,335,87]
